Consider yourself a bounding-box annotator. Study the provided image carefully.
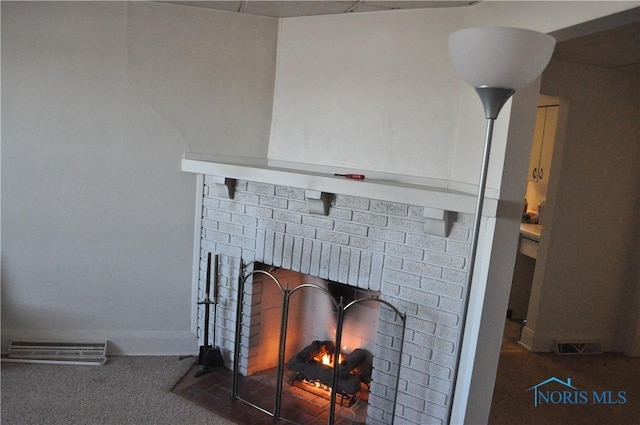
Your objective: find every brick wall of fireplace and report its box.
[196,176,473,425]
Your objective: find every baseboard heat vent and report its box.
[5,340,108,366]
[554,341,602,355]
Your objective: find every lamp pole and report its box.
[448,86,514,421]
[447,26,555,423]
[464,86,515,297]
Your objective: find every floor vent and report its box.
[4,340,108,366]
[554,341,603,355]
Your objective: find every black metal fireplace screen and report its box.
[232,263,407,425]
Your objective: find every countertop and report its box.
[520,223,542,241]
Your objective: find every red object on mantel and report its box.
[334,173,365,180]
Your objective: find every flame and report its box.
[321,354,331,366]
[318,352,344,367]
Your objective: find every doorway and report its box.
[493,12,640,421]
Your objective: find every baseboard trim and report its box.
[1,329,197,356]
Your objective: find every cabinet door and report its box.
[537,105,558,184]
[528,107,547,182]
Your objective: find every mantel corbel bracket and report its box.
[305,190,334,216]
[210,176,236,199]
[423,207,451,237]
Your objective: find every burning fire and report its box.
[321,354,331,366]
[318,353,344,367]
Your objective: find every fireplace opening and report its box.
[245,263,381,375]
[231,262,407,424]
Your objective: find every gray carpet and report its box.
[1,356,237,425]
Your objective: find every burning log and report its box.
[287,340,333,367]
[287,340,372,396]
[341,348,373,385]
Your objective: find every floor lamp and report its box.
[447,27,555,421]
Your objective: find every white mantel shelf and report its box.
[181,153,498,217]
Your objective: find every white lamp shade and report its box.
[449,27,556,90]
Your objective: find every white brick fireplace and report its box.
[183,154,494,425]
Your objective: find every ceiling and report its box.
[552,20,640,74]
[166,1,478,18]
[167,2,639,74]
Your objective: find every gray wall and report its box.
[524,59,640,353]
[1,2,278,354]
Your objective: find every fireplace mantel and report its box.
[181,152,498,217]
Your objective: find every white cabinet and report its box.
[519,236,539,259]
[528,105,558,184]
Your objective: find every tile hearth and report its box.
[173,364,367,425]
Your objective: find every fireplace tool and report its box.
[195,252,224,377]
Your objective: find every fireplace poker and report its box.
[195,253,224,377]
[211,254,223,368]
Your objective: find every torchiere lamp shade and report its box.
[449,26,556,90]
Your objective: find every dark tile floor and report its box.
[173,365,368,425]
